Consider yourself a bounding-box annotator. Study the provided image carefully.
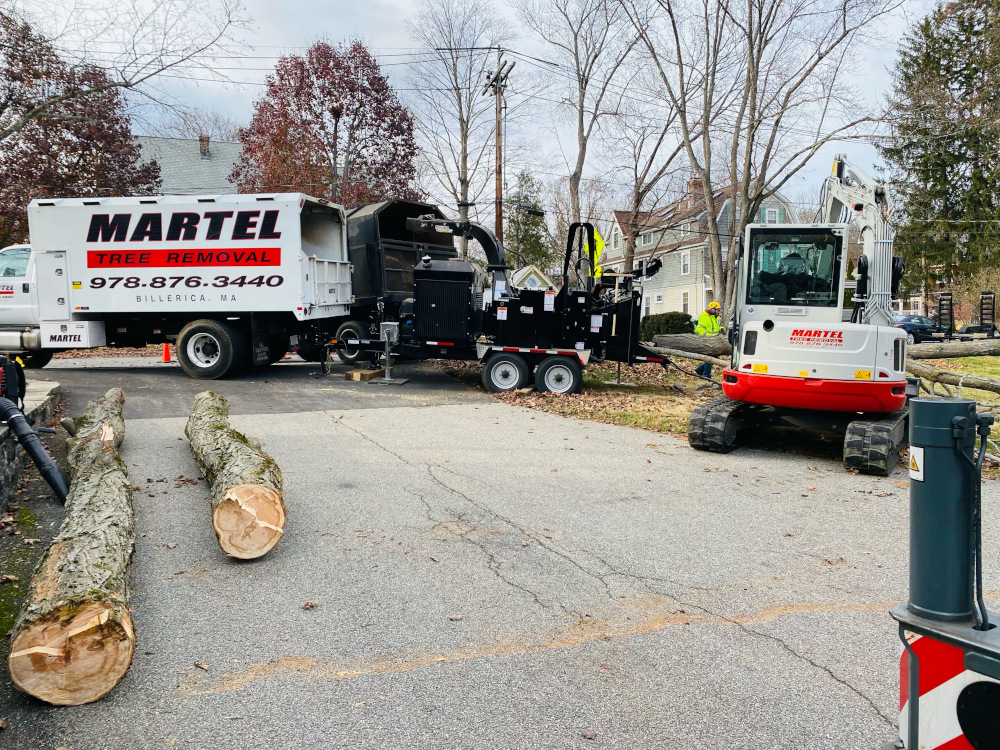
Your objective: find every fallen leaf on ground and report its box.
[22,538,39,545]
[582,730,597,740]
[807,486,816,491]
[302,601,318,610]
[166,544,177,549]
[195,663,208,670]
[448,614,463,621]
[0,574,18,583]
[0,718,8,729]
[893,481,909,489]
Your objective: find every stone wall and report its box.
[1,387,62,511]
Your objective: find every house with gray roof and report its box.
[137,135,242,195]
[603,179,792,319]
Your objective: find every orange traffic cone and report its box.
[162,343,171,362]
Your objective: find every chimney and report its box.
[199,134,210,160]
[687,177,703,208]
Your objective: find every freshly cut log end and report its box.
[212,483,286,559]
[7,388,136,706]
[8,602,135,706]
[186,391,286,559]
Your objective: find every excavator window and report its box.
[746,230,841,307]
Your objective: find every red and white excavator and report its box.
[688,155,910,475]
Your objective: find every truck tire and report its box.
[177,320,247,380]
[19,350,53,369]
[482,352,530,393]
[335,321,368,365]
[535,355,582,395]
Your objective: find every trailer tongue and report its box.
[326,219,668,393]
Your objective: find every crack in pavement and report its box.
[329,412,895,727]
[332,414,568,617]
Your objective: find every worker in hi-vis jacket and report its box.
[694,301,721,378]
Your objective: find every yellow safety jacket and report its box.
[696,311,721,336]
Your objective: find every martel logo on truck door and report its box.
[85,210,282,268]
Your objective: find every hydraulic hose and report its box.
[0,397,68,503]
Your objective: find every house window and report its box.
[642,233,653,246]
[654,293,663,303]
[681,251,690,275]
[682,291,690,314]
[766,208,778,224]
[644,295,651,318]
[612,230,620,250]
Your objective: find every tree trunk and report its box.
[8,388,135,706]
[648,345,728,368]
[907,339,1000,359]
[652,333,732,357]
[185,391,285,559]
[906,360,1000,396]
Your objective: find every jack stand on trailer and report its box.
[885,398,1000,749]
[368,322,407,386]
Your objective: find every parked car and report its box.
[895,314,946,344]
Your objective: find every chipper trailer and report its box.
[326,217,669,393]
[688,155,911,475]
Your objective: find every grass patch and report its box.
[440,359,717,437]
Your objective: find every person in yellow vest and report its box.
[694,301,721,378]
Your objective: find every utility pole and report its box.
[482,53,513,244]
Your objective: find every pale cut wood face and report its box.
[213,483,286,560]
[9,601,135,706]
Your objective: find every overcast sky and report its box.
[135,0,933,212]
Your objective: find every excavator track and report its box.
[843,407,909,476]
[688,397,746,453]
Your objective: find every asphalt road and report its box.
[3,356,998,749]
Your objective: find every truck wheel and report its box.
[335,321,368,364]
[482,352,530,393]
[177,320,247,379]
[19,350,53,369]
[535,355,582,395]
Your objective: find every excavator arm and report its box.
[820,155,902,327]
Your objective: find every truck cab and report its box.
[0,244,39,328]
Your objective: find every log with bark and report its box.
[185,391,285,559]
[906,360,1000,396]
[647,346,729,368]
[652,333,732,357]
[907,339,1000,360]
[7,388,135,706]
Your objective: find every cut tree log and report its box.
[8,388,135,706]
[906,360,1000,396]
[647,346,729,368]
[185,391,285,559]
[907,339,1000,359]
[652,334,732,357]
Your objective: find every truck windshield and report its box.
[746,231,841,307]
[0,247,30,277]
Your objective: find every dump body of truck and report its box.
[0,193,352,377]
[26,193,350,322]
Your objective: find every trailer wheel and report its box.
[335,321,368,364]
[535,355,582,395]
[482,352,530,393]
[19,350,53,369]
[177,320,247,379]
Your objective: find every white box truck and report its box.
[0,193,352,378]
